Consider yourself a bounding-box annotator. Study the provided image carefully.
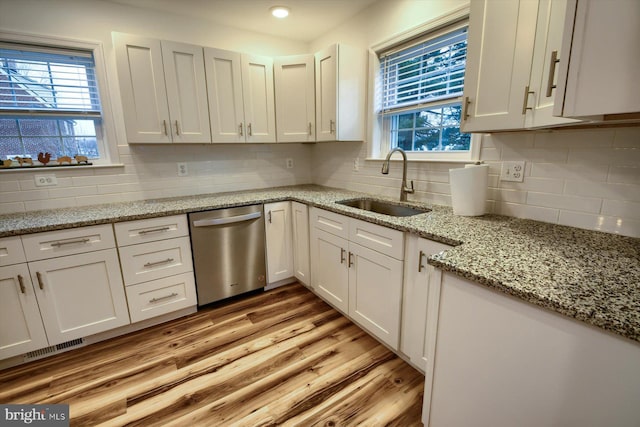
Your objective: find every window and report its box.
[0,42,105,165]
[376,21,476,160]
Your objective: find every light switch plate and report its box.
[500,161,525,182]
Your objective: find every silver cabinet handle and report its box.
[418,250,426,273]
[162,120,168,136]
[150,292,178,303]
[17,274,26,294]
[268,211,272,223]
[462,96,471,120]
[545,50,560,97]
[36,272,44,290]
[348,252,354,268]
[143,258,174,268]
[239,123,244,136]
[138,227,170,235]
[51,238,90,247]
[248,123,253,136]
[522,85,534,115]
[329,119,335,134]
[308,122,312,136]
[340,248,346,264]
[192,211,261,227]
[175,120,180,136]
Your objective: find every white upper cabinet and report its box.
[315,44,365,142]
[274,55,316,142]
[114,34,211,143]
[205,49,276,143]
[204,48,245,143]
[461,0,539,132]
[462,0,578,132]
[553,0,640,119]
[525,0,579,128]
[241,54,277,143]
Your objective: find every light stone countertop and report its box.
[1,184,638,343]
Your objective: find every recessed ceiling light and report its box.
[270,6,290,18]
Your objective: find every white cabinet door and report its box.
[264,202,293,283]
[554,0,640,118]
[461,0,539,132]
[311,228,349,313]
[291,202,310,286]
[161,41,211,143]
[349,242,403,350]
[315,45,337,142]
[274,55,315,142]
[525,0,579,128]
[114,33,171,143]
[241,55,276,143]
[0,264,48,360]
[204,48,246,143]
[402,235,452,371]
[29,249,130,346]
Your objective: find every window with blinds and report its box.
[0,42,102,162]
[379,24,470,153]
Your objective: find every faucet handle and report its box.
[405,180,415,194]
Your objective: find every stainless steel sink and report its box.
[336,198,431,217]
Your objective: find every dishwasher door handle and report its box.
[192,211,262,227]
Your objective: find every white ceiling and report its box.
[101,0,380,42]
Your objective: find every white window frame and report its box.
[367,6,480,162]
[0,30,120,168]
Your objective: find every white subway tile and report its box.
[2,190,49,203]
[0,180,20,192]
[526,192,602,213]
[568,147,640,166]
[601,199,640,220]
[608,165,640,184]
[499,177,565,194]
[558,211,640,237]
[495,202,559,223]
[564,180,640,202]
[613,128,640,148]
[501,145,569,163]
[533,129,614,149]
[25,198,76,211]
[0,202,25,215]
[488,188,527,204]
[530,162,609,181]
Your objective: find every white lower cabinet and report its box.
[291,202,311,286]
[264,202,294,284]
[401,235,452,372]
[0,263,48,359]
[28,249,130,346]
[115,215,197,322]
[310,207,404,349]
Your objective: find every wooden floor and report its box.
[0,283,425,426]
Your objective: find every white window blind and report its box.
[380,26,467,114]
[0,43,101,117]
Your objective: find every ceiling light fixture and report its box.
[270,6,290,18]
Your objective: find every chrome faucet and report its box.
[381,147,414,201]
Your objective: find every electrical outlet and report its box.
[286,158,294,169]
[34,174,57,187]
[177,162,188,177]
[500,161,525,182]
[353,157,360,172]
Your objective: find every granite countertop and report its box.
[1,184,639,343]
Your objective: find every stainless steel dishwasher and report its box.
[189,204,266,306]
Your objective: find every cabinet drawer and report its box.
[114,215,189,246]
[0,236,26,267]
[22,224,116,261]
[126,272,197,323]
[349,218,404,260]
[310,207,348,238]
[119,236,193,285]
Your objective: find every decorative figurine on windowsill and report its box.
[57,156,72,165]
[75,155,89,164]
[1,159,12,168]
[14,156,33,166]
[38,152,52,165]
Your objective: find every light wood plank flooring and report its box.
[0,283,425,426]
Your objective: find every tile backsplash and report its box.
[0,143,312,214]
[312,127,640,238]
[1,127,638,238]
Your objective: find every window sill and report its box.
[365,157,478,164]
[0,163,125,173]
